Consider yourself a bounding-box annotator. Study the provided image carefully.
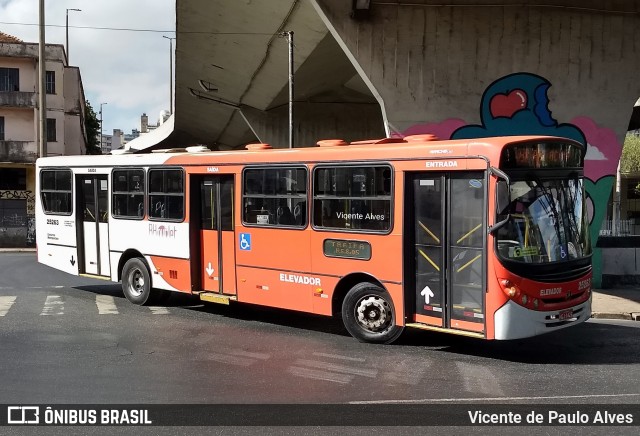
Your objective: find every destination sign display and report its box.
[323,239,371,260]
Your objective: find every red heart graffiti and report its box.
[490,90,527,118]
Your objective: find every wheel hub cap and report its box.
[356,295,391,332]
[129,268,144,297]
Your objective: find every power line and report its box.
[0,21,274,35]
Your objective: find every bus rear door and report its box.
[407,172,486,335]
[194,175,237,295]
[77,175,111,277]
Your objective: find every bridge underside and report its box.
[158,0,640,153]
[169,0,382,150]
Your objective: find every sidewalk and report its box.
[592,288,640,321]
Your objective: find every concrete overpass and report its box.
[136,0,640,285]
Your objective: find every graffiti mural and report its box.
[0,190,34,199]
[0,190,36,247]
[450,73,586,144]
[26,217,36,244]
[400,72,622,286]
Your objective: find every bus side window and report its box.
[147,168,184,221]
[242,166,307,228]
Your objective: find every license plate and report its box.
[559,309,573,320]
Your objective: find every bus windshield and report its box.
[495,177,591,264]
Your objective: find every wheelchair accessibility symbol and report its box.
[239,233,251,251]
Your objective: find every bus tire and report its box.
[122,258,152,305]
[342,282,404,344]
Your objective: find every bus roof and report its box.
[36,135,580,168]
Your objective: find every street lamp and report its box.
[162,35,175,114]
[99,102,107,152]
[65,8,81,65]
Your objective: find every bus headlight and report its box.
[500,279,520,298]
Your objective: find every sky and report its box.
[0,0,175,136]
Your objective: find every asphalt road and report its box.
[1,253,639,433]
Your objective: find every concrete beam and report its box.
[313,0,640,137]
[241,102,385,148]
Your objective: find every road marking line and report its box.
[295,359,378,378]
[205,353,256,367]
[312,352,366,362]
[456,362,504,397]
[96,295,119,315]
[148,306,170,315]
[40,295,64,316]
[0,296,16,316]
[288,366,353,384]
[382,359,428,386]
[0,286,65,290]
[349,393,640,404]
[229,350,270,360]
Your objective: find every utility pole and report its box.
[66,8,81,65]
[38,0,47,158]
[162,36,175,114]
[284,31,294,149]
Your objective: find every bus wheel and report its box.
[342,282,403,344]
[122,258,152,305]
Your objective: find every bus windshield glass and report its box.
[495,177,590,264]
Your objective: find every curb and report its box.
[591,312,640,321]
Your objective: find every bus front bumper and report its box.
[493,297,591,340]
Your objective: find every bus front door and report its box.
[198,176,236,295]
[408,172,485,335]
[78,175,110,277]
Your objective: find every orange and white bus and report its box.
[35,134,592,343]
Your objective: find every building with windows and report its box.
[140,111,171,134]
[99,128,140,154]
[0,31,88,247]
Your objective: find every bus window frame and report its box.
[311,163,394,235]
[111,167,146,221]
[241,164,309,230]
[40,168,73,216]
[147,167,185,223]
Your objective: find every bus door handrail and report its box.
[488,166,511,234]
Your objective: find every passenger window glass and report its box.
[313,166,392,232]
[148,169,184,221]
[243,167,307,227]
[112,169,145,219]
[40,169,72,215]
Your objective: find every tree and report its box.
[620,134,640,195]
[84,101,101,155]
